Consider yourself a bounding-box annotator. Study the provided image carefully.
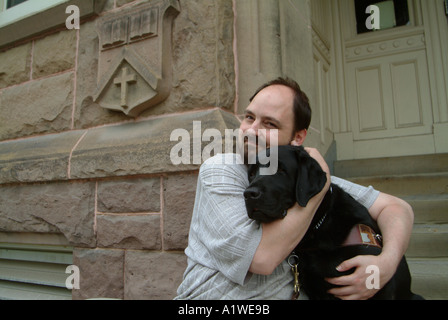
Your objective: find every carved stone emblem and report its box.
[94,0,180,117]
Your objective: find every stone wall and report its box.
[0,0,238,299]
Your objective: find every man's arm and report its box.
[326,192,414,300]
[249,202,321,275]
[249,147,331,275]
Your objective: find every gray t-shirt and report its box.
[175,153,380,300]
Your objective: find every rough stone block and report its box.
[160,0,235,116]
[97,178,160,213]
[163,173,197,250]
[32,30,77,79]
[0,43,31,89]
[96,214,161,250]
[70,109,240,179]
[0,130,85,184]
[72,248,124,300]
[0,181,96,247]
[124,251,187,300]
[0,72,74,140]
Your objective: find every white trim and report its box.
[0,0,69,28]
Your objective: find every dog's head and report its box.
[244,145,327,223]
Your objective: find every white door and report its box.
[335,0,436,159]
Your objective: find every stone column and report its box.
[234,0,315,118]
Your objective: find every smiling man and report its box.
[175,77,414,300]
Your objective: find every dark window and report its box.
[355,0,410,34]
[6,0,29,9]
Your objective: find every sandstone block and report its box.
[0,72,74,140]
[0,130,85,184]
[70,109,240,179]
[96,214,161,250]
[32,30,77,79]
[0,43,31,88]
[124,251,187,300]
[0,181,96,247]
[72,248,124,300]
[97,178,161,213]
[160,0,235,116]
[163,173,197,250]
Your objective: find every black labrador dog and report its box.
[244,145,423,300]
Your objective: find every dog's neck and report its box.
[311,185,333,231]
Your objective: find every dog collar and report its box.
[313,186,332,231]
[313,212,327,230]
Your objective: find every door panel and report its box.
[391,60,424,128]
[355,65,386,132]
[347,49,433,141]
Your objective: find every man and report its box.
[175,77,414,300]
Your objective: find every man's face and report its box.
[239,85,300,161]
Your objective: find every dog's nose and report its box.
[244,188,262,200]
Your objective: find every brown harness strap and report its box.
[342,224,382,248]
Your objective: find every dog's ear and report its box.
[294,147,327,207]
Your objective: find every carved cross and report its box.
[114,67,137,108]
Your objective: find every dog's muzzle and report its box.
[244,187,288,222]
[244,187,261,220]
[244,187,262,201]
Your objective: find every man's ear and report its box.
[290,129,307,146]
[294,147,327,207]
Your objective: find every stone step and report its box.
[407,224,448,258]
[347,173,448,198]
[404,194,448,224]
[334,153,448,179]
[334,154,448,300]
[407,258,448,300]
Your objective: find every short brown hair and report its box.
[249,77,312,133]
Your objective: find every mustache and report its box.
[243,135,267,147]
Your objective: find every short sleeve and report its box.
[331,176,380,209]
[185,154,263,286]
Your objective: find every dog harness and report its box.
[289,223,382,300]
[342,224,383,249]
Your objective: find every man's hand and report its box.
[325,193,413,300]
[325,254,396,300]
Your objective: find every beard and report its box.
[237,134,268,165]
